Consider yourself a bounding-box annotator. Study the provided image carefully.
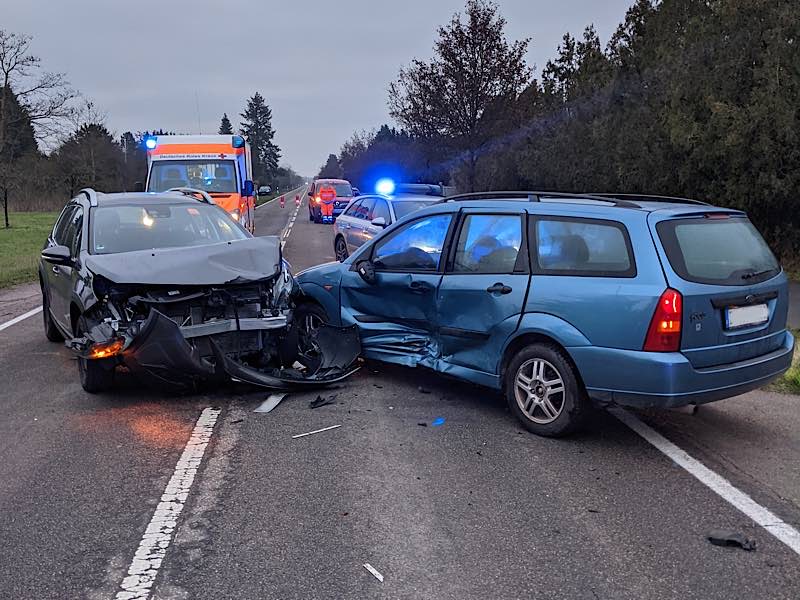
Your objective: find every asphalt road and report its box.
[0,190,798,599]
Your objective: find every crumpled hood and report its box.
[85,236,281,286]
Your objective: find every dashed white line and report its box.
[115,407,221,600]
[612,407,800,557]
[0,306,43,332]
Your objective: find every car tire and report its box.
[41,285,64,343]
[313,210,323,224]
[308,208,314,222]
[294,303,329,373]
[504,343,589,437]
[76,316,115,394]
[334,236,349,262]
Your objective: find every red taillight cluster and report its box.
[644,289,682,352]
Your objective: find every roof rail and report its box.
[78,188,99,207]
[588,193,710,206]
[166,187,215,205]
[394,183,445,197]
[440,190,640,208]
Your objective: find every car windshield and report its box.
[391,199,438,219]
[91,203,248,255]
[657,216,780,285]
[318,183,352,197]
[148,160,238,193]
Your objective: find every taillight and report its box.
[644,289,682,352]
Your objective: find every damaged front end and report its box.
[68,262,359,392]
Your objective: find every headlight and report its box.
[230,210,240,221]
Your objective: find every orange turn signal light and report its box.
[88,338,125,359]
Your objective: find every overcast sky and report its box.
[4,0,634,176]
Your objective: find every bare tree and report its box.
[389,0,531,191]
[0,29,77,226]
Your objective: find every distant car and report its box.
[257,185,272,196]
[308,178,354,223]
[296,191,794,437]
[332,184,444,261]
[39,188,359,394]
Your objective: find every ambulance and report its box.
[145,135,256,232]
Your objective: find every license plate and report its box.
[725,304,769,329]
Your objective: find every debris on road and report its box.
[292,424,342,439]
[309,394,337,409]
[418,386,431,394]
[431,417,446,427]
[707,530,757,551]
[417,422,427,427]
[254,393,287,413]
[363,563,384,582]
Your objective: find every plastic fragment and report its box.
[707,530,757,551]
[309,394,337,409]
[254,393,287,413]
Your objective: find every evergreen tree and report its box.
[318,154,341,179]
[240,93,280,180]
[218,112,233,135]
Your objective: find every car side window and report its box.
[343,199,361,217]
[52,205,77,246]
[63,206,84,257]
[371,198,391,223]
[355,197,375,220]
[534,217,635,277]
[452,214,523,274]
[373,214,452,272]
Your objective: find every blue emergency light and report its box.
[375,178,396,196]
[232,135,245,148]
[144,137,157,150]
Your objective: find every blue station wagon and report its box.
[295,192,795,436]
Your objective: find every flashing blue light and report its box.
[144,137,157,150]
[375,178,396,196]
[232,135,245,148]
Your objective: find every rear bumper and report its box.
[571,330,794,408]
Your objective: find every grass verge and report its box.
[0,212,58,289]
[769,329,800,395]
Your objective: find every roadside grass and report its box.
[769,329,800,395]
[0,212,58,289]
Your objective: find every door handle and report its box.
[52,266,59,275]
[486,282,512,295]
[409,280,432,294]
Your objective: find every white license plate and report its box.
[725,304,769,329]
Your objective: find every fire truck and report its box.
[145,135,256,232]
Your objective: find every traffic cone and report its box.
[295,195,300,206]
[280,195,285,208]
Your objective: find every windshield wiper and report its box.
[742,268,774,280]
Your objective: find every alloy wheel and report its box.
[514,358,566,424]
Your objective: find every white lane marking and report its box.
[0,306,43,332]
[363,563,384,582]
[115,407,221,600]
[612,408,800,557]
[292,424,341,439]
[279,197,303,251]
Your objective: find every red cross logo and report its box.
[218,153,226,160]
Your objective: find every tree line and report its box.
[0,29,290,225]
[324,0,799,262]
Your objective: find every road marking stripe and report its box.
[115,407,221,600]
[612,408,800,556]
[363,563,384,582]
[0,306,43,332]
[292,424,341,439]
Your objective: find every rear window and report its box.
[657,216,780,286]
[317,182,352,197]
[534,218,635,277]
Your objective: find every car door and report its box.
[362,197,391,245]
[339,212,455,364]
[50,205,84,331]
[337,199,361,253]
[350,196,374,250]
[436,210,530,374]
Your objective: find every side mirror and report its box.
[356,260,377,284]
[42,245,72,266]
[371,217,386,228]
[243,180,255,197]
[307,191,313,197]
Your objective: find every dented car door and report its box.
[340,213,455,365]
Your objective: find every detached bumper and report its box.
[120,310,360,390]
[572,330,795,408]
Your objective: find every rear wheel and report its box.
[504,343,589,437]
[294,303,328,372]
[313,209,323,224]
[41,285,64,342]
[76,316,115,394]
[334,236,349,262]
